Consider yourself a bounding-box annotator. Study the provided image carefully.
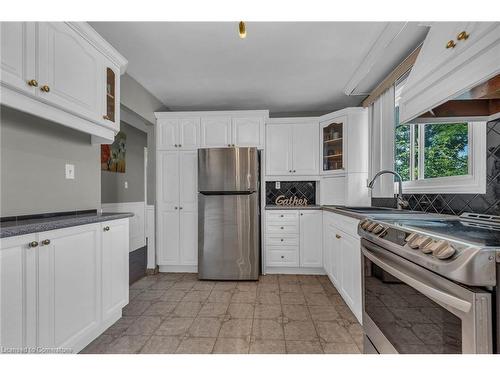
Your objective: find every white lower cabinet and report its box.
[0,218,129,353]
[265,210,323,271]
[322,211,362,323]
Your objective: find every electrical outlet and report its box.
[275,181,281,189]
[65,164,75,179]
[124,181,128,189]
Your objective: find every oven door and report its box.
[361,239,492,354]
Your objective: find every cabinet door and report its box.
[179,211,198,266]
[157,210,180,265]
[179,151,198,212]
[0,22,36,96]
[299,211,322,268]
[102,220,129,322]
[0,234,37,349]
[322,218,332,279]
[291,122,319,175]
[265,124,292,175]
[37,22,103,123]
[340,233,362,322]
[320,117,345,175]
[200,116,232,147]
[232,117,263,147]
[157,119,179,150]
[179,118,200,150]
[157,151,179,211]
[330,226,343,288]
[38,224,101,349]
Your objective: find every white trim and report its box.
[266,116,319,124]
[344,22,407,96]
[158,265,197,273]
[146,205,156,270]
[67,22,128,74]
[264,267,326,275]
[155,110,269,119]
[402,122,486,194]
[101,202,146,252]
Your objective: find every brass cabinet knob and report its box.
[179,206,183,210]
[228,144,231,147]
[41,239,51,246]
[281,255,285,259]
[174,206,178,210]
[280,239,284,242]
[28,241,39,248]
[446,40,456,49]
[40,85,50,92]
[457,31,469,41]
[335,234,341,239]
[179,144,182,147]
[103,115,110,120]
[293,170,296,173]
[232,144,235,147]
[280,226,284,229]
[103,226,110,232]
[27,79,38,87]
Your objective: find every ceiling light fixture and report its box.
[238,21,246,39]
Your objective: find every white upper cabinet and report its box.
[201,116,232,147]
[232,117,264,147]
[266,123,292,175]
[0,22,36,96]
[400,22,500,123]
[291,122,319,175]
[0,22,127,143]
[157,118,200,150]
[37,22,104,125]
[265,118,319,176]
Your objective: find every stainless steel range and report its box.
[359,212,499,354]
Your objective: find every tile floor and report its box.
[81,273,364,354]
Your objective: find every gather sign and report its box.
[275,195,308,207]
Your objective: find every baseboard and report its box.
[264,267,326,275]
[158,265,197,273]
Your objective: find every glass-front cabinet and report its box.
[321,116,345,174]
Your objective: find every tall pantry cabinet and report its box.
[155,111,269,272]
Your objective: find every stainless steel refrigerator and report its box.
[198,147,260,280]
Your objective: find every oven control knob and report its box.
[408,235,432,249]
[405,232,419,243]
[434,244,456,260]
[422,239,447,254]
[361,220,372,230]
[372,224,385,234]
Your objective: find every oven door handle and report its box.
[362,242,472,314]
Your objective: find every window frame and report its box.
[399,121,486,194]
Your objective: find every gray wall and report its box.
[101,122,147,204]
[0,106,100,217]
[120,74,168,206]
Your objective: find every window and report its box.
[394,77,486,194]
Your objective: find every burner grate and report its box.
[460,212,500,226]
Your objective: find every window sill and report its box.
[402,175,486,194]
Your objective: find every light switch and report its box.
[124,181,128,189]
[65,164,75,179]
[275,181,281,189]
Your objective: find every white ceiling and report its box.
[90,22,427,115]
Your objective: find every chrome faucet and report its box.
[367,170,409,210]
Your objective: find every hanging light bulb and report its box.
[238,21,246,39]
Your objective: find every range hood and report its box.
[413,73,500,123]
[399,22,500,124]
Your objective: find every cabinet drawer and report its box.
[266,247,299,267]
[265,235,299,246]
[265,211,299,223]
[266,223,299,234]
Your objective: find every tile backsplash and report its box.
[373,119,500,216]
[266,181,316,206]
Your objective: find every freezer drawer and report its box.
[198,192,259,280]
[198,147,258,192]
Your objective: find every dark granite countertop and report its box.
[0,212,134,238]
[265,205,322,210]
